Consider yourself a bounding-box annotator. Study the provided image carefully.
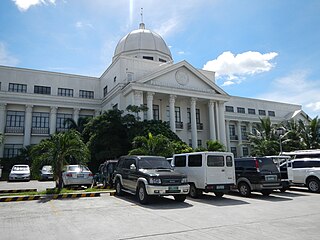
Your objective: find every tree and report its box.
[63,116,91,134]
[206,140,226,152]
[129,132,174,158]
[0,133,3,145]
[31,130,90,190]
[126,104,148,120]
[299,117,320,149]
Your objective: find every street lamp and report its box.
[276,127,286,154]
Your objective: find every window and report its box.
[113,104,118,110]
[56,113,72,132]
[237,107,245,114]
[226,156,233,167]
[268,111,275,117]
[293,161,320,168]
[58,88,73,97]
[248,108,256,115]
[175,106,181,123]
[103,85,108,97]
[188,154,202,167]
[259,110,266,116]
[197,139,202,147]
[243,147,249,157]
[241,125,247,140]
[196,109,201,123]
[32,112,49,134]
[5,111,25,133]
[188,139,192,147]
[229,124,236,137]
[225,106,234,112]
[187,108,191,123]
[166,106,170,121]
[153,105,159,121]
[207,156,224,167]
[143,56,154,61]
[34,85,51,95]
[231,147,237,158]
[9,83,27,93]
[79,90,94,99]
[159,58,166,63]
[174,156,186,167]
[114,76,117,83]
[4,144,23,158]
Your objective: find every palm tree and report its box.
[31,130,90,190]
[129,132,174,158]
[63,116,91,134]
[281,120,304,151]
[206,140,226,152]
[300,117,320,149]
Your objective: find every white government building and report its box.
[0,22,309,159]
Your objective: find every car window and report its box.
[226,156,233,167]
[138,157,171,169]
[68,166,81,171]
[207,155,224,167]
[188,154,202,167]
[174,156,186,167]
[258,158,278,172]
[13,166,28,171]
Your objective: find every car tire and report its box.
[137,183,149,205]
[115,179,123,196]
[261,190,272,196]
[214,192,224,198]
[189,183,199,198]
[307,178,320,193]
[174,194,187,202]
[238,182,251,197]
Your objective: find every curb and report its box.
[50,192,101,199]
[0,189,37,194]
[0,195,41,202]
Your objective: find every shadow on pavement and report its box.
[227,190,293,202]
[186,192,249,206]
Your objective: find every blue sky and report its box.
[0,0,319,118]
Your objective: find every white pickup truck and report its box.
[284,158,320,193]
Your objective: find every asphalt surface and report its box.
[0,187,319,240]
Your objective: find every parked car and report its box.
[40,165,54,181]
[234,157,282,197]
[61,165,93,188]
[8,165,31,182]
[113,155,190,204]
[93,160,118,188]
[172,151,236,198]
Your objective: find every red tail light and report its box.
[89,173,93,177]
[66,173,72,177]
[255,159,260,172]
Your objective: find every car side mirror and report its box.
[130,164,136,171]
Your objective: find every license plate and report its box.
[77,174,84,178]
[168,186,178,190]
[265,175,277,181]
[216,185,225,190]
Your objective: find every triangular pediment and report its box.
[135,60,228,96]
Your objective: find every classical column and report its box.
[237,121,243,157]
[190,98,198,149]
[169,95,176,133]
[134,91,144,121]
[249,122,253,134]
[0,104,6,158]
[147,92,154,120]
[218,101,227,147]
[50,106,57,135]
[73,108,80,123]
[95,109,100,117]
[225,120,230,152]
[23,105,33,146]
[208,100,216,140]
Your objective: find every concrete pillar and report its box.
[50,106,57,135]
[73,108,80,123]
[23,105,33,146]
[237,121,243,157]
[190,98,198,149]
[169,95,176,133]
[208,100,216,140]
[225,120,230,152]
[134,91,144,121]
[95,109,100,117]
[147,92,154,120]
[0,104,6,158]
[218,101,227,147]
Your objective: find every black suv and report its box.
[235,157,282,197]
[113,155,190,204]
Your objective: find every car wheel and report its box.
[261,190,272,196]
[238,182,251,197]
[174,194,187,202]
[115,179,123,196]
[189,183,199,198]
[214,192,224,198]
[137,183,149,205]
[307,178,320,193]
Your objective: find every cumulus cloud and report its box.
[203,51,278,85]
[258,70,320,118]
[0,42,19,66]
[75,21,94,29]
[12,0,56,12]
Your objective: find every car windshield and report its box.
[42,166,52,171]
[138,157,171,169]
[258,158,279,172]
[13,166,28,171]
[68,165,89,172]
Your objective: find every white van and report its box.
[172,152,235,198]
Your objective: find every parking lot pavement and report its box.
[0,188,319,240]
[0,180,55,192]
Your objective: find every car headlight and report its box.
[149,178,162,185]
[181,178,188,184]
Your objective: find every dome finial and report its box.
[139,7,145,29]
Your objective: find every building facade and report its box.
[0,22,308,159]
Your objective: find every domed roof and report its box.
[113,23,172,62]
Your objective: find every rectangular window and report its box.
[207,155,224,167]
[56,113,72,132]
[34,85,51,95]
[9,83,27,93]
[226,156,233,167]
[153,105,159,121]
[166,106,170,121]
[229,124,236,136]
[143,56,154,60]
[58,88,73,97]
[237,107,245,114]
[197,139,202,147]
[159,58,166,63]
[243,147,249,157]
[268,111,275,117]
[103,85,108,97]
[32,112,49,134]
[4,144,23,158]
[188,139,192,147]
[259,110,266,116]
[225,106,234,112]
[188,154,202,167]
[241,125,247,140]
[248,108,256,115]
[174,155,186,167]
[187,108,191,123]
[175,106,181,123]
[196,109,200,123]
[5,111,25,133]
[79,90,94,99]
[231,147,237,158]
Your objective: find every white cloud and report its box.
[203,51,278,85]
[12,0,56,12]
[258,71,320,118]
[75,21,94,29]
[0,42,19,66]
[153,17,180,38]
